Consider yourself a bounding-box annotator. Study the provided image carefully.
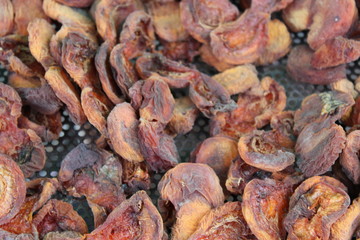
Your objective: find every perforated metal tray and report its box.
[1,31,358,231]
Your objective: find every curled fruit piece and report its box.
[242,178,293,240]
[0,0,14,37]
[86,191,165,240]
[294,91,354,134]
[122,160,151,194]
[270,111,296,149]
[33,199,88,238]
[107,102,144,163]
[296,120,346,177]
[56,0,94,7]
[340,130,360,184]
[0,153,26,225]
[287,45,346,85]
[238,130,295,172]
[43,231,83,240]
[284,176,350,240]
[188,202,255,240]
[330,196,360,240]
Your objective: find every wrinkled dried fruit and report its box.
[107,102,144,163]
[56,0,94,7]
[242,178,293,240]
[0,229,35,240]
[95,41,123,105]
[210,9,269,65]
[43,231,83,240]
[138,119,179,172]
[287,45,347,85]
[0,153,26,225]
[33,199,88,238]
[129,80,144,111]
[312,37,360,69]
[330,79,358,99]
[330,196,360,240]
[210,77,286,138]
[160,37,201,62]
[282,0,312,32]
[188,201,255,240]
[86,191,165,240]
[168,96,199,135]
[180,0,239,44]
[284,176,350,240]
[199,44,235,72]
[44,66,87,125]
[293,91,354,134]
[296,120,346,177]
[212,65,259,96]
[270,111,296,149]
[81,87,113,136]
[158,163,225,211]
[122,160,151,194]
[256,19,291,65]
[191,136,238,187]
[26,177,60,212]
[139,76,175,124]
[340,130,360,184]
[238,130,295,172]
[0,0,14,37]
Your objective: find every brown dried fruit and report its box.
[168,96,199,135]
[158,163,225,212]
[180,0,239,44]
[330,79,358,99]
[282,0,312,32]
[199,44,235,72]
[0,229,35,240]
[56,0,94,7]
[287,45,347,85]
[58,144,124,213]
[210,9,269,65]
[95,41,124,105]
[0,153,26,225]
[293,91,354,134]
[33,199,88,238]
[284,176,350,240]
[81,87,113,136]
[296,120,346,177]
[0,34,45,78]
[107,102,144,163]
[138,119,179,172]
[212,65,259,96]
[139,75,175,124]
[191,136,239,187]
[256,19,291,65]
[188,201,256,240]
[43,231,83,240]
[330,196,360,240]
[312,37,360,69]
[86,191,165,240]
[26,177,60,212]
[238,130,295,172]
[340,130,360,184]
[12,0,50,36]
[270,111,296,149]
[121,160,151,194]
[129,80,144,111]
[210,76,286,138]
[0,0,14,37]
[242,178,293,240]
[90,0,143,47]
[44,66,87,125]
[160,37,201,62]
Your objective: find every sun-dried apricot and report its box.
[287,45,347,85]
[270,111,296,149]
[86,191,165,240]
[56,0,94,7]
[160,37,200,62]
[121,159,151,195]
[199,44,235,72]
[188,201,256,240]
[330,79,358,99]
[0,0,14,37]
[43,231,83,240]
[340,130,360,184]
[284,176,350,240]
[107,102,144,163]
[0,229,35,240]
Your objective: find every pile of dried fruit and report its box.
[0,0,360,239]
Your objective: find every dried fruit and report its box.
[191,136,239,187]
[293,91,354,134]
[180,0,239,44]
[199,44,235,72]
[211,65,259,96]
[33,199,88,238]
[0,230,35,240]
[86,191,165,240]
[287,45,347,84]
[0,153,26,225]
[340,130,360,184]
[0,0,14,37]
[121,160,151,194]
[284,176,351,240]
[296,120,346,177]
[282,0,312,32]
[168,96,199,135]
[44,66,87,125]
[107,102,144,163]
[270,111,296,149]
[330,196,360,240]
[56,0,94,7]
[188,202,256,240]
[138,119,179,172]
[330,79,358,99]
[238,130,295,172]
[160,37,200,62]
[43,231,83,240]
[242,178,293,240]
